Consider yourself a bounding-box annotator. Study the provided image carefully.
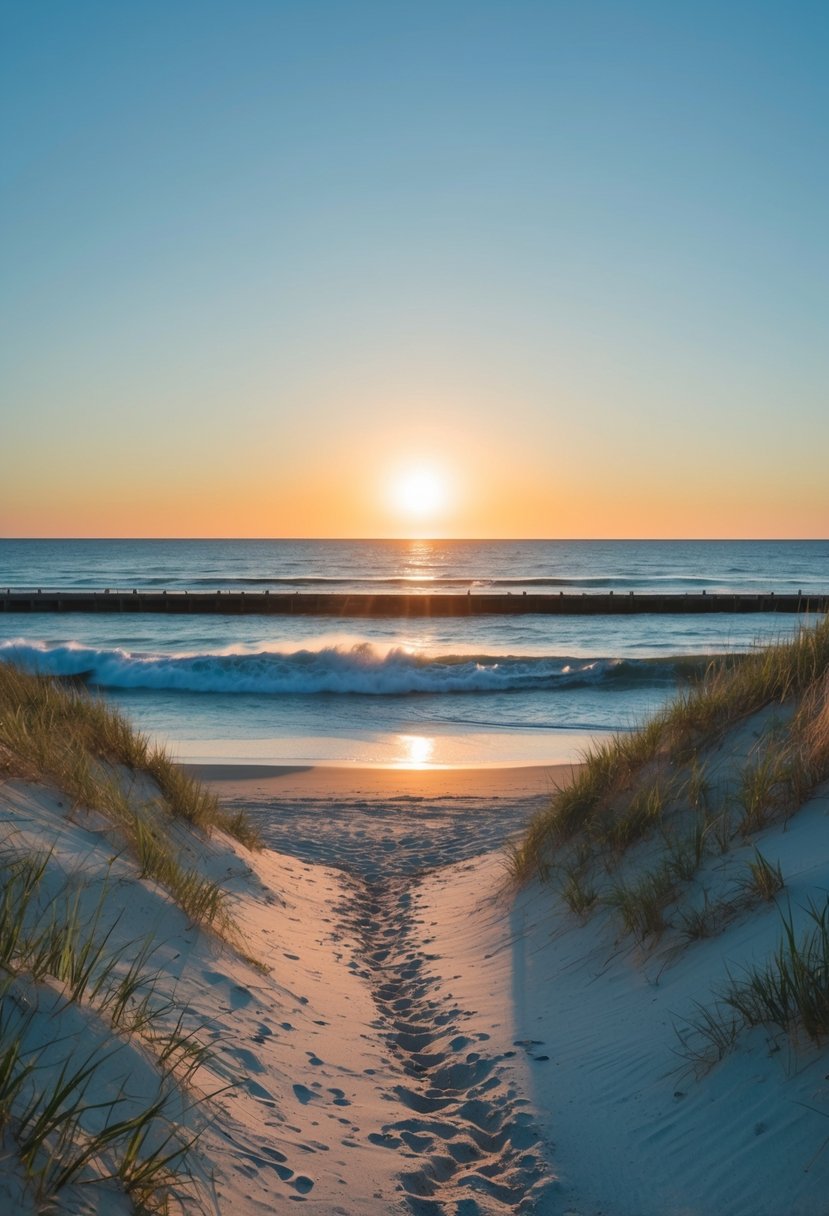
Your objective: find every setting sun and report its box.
[390,464,449,521]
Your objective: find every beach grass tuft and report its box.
[0,844,211,1211]
[0,660,268,1207]
[0,662,260,933]
[677,897,829,1068]
[740,849,785,903]
[513,614,829,1065]
[559,860,599,918]
[512,615,829,884]
[606,865,675,943]
[721,898,829,1042]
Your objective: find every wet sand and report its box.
[184,760,578,801]
[187,761,577,881]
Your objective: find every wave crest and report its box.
[0,640,696,697]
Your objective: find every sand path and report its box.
[189,763,575,883]
[337,872,551,1213]
[196,763,572,1214]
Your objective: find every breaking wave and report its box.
[0,640,707,697]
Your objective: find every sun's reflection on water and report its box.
[396,734,435,768]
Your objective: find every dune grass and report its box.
[607,864,676,943]
[0,998,201,1209]
[677,897,829,1072]
[0,843,211,1210]
[0,661,261,846]
[722,898,829,1042]
[511,615,829,883]
[0,846,200,1058]
[740,849,784,903]
[0,663,266,1211]
[512,614,829,1060]
[0,662,261,934]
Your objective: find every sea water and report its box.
[1,539,827,766]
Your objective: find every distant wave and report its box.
[17,574,805,594]
[165,574,746,589]
[0,640,711,697]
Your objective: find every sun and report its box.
[390,464,448,520]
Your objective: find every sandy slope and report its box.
[200,761,569,1213]
[0,763,567,1214]
[189,756,829,1215]
[418,836,829,1216]
[2,756,828,1215]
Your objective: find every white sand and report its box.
[1,754,828,1214]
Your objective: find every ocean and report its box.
[1,539,827,767]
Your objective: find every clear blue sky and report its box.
[2,0,827,536]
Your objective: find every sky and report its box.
[2,0,827,539]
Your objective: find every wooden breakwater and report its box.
[1,590,827,617]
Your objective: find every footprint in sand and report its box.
[245,1079,275,1102]
[368,1131,402,1148]
[201,974,252,1011]
[232,1046,266,1073]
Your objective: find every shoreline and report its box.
[184,759,580,801]
[168,724,611,771]
[185,760,575,887]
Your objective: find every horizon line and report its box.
[2,536,828,545]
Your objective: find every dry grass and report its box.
[507,616,829,1072]
[0,844,211,1211]
[679,898,829,1071]
[740,849,784,902]
[794,668,829,784]
[607,864,676,943]
[508,614,829,1002]
[0,663,260,935]
[0,663,272,1211]
[511,616,829,884]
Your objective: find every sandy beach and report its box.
[0,758,574,1214]
[2,732,828,1214]
[195,749,829,1216]
[189,760,578,1214]
[185,761,576,879]
[184,761,580,800]
[187,755,829,1216]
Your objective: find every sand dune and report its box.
[1,753,827,1214]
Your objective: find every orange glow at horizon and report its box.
[4,433,828,540]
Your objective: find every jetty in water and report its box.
[1,590,827,617]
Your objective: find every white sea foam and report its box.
[0,639,679,696]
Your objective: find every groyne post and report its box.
[0,590,826,617]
